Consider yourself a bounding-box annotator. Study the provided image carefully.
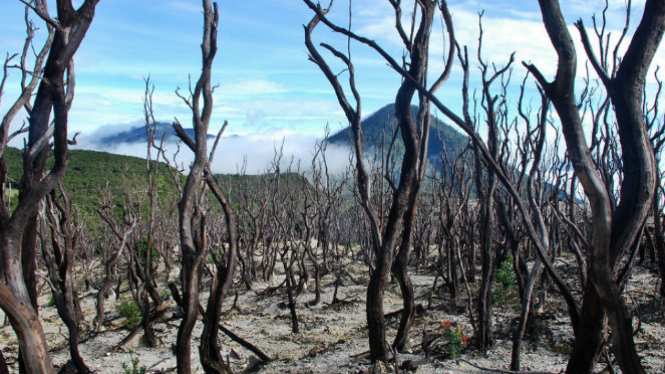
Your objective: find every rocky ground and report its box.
[1,259,664,373]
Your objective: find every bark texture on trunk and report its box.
[303,1,450,362]
[0,2,100,373]
[527,1,665,372]
[43,185,91,373]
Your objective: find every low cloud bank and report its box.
[75,125,353,176]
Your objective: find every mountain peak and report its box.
[327,103,468,166]
[98,122,215,144]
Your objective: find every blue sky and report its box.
[0,0,662,172]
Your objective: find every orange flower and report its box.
[442,321,452,329]
[461,335,469,345]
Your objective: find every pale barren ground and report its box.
[1,259,664,373]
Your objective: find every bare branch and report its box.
[17,0,59,29]
[575,20,611,86]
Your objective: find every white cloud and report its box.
[75,126,353,176]
[220,79,287,97]
[166,1,202,15]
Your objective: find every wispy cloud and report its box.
[75,125,352,176]
[220,79,287,97]
[166,1,203,15]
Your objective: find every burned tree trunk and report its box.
[0,1,100,373]
[198,163,239,374]
[172,2,238,372]
[42,182,91,373]
[303,0,454,362]
[96,189,139,328]
[526,0,665,372]
[172,4,216,368]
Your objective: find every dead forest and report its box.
[1,0,665,373]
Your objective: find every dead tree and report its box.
[95,184,138,327]
[97,176,163,346]
[646,70,665,295]
[304,0,456,362]
[0,1,100,373]
[139,77,166,328]
[172,1,238,372]
[303,136,350,305]
[236,173,269,290]
[304,1,590,370]
[525,0,665,372]
[41,182,91,373]
[434,145,474,306]
[507,83,554,370]
[301,170,321,305]
[468,20,516,349]
[267,157,303,333]
[102,77,171,348]
[171,2,218,369]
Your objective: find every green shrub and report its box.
[117,297,142,330]
[122,350,147,374]
[493,254,518,306]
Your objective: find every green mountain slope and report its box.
[2,148,310,221]
[2,147,180,214]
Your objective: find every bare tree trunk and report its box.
[281,249,300,334]
[0,349,8,374]
[0,280,53,374]
[476,160,496,352]
[653,189,665,296]
[176,249,205,374]
[198,167,239,374]
[510,260,543,370]
[565,282,606,374]
[527,1,665,372]
[42,183,91,373]
[303,0,450,363]
[391,203,416,352]
[0,2,100,373]
[172,2,240,372]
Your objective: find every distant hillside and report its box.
[99,121,215,144]
[328,104,468,170]
[214,172,308,207]
[2,148,311,221]
[2,147,181,214]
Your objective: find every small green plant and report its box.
[117,297,142,330]
[493,254,518,306]
[441,321,469,359]
[122,350,147,374]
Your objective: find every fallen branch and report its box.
[218,323,272,363]
[385,308,404,319]
[385,305,425,319]
[400,357,432,371]
[350,350,370,359]
[168,283,272,364]
[327,293,361,307]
